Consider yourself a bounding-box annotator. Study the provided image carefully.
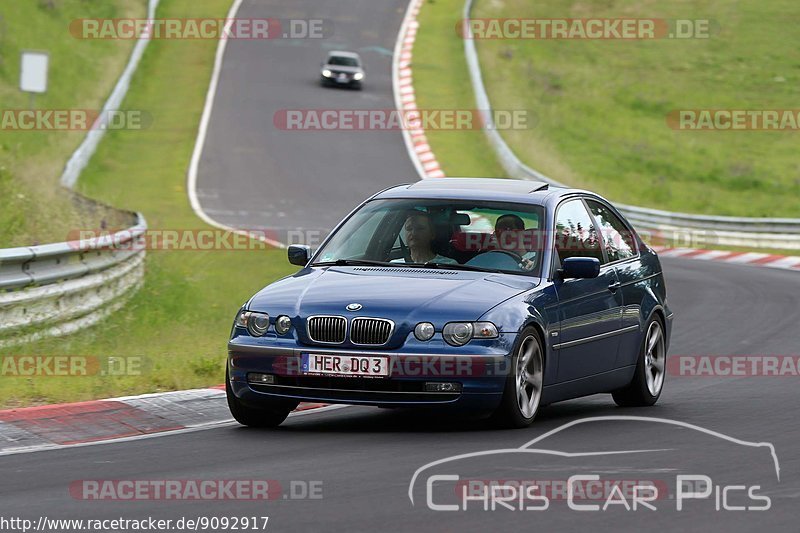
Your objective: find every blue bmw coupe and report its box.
[227,178,673,428]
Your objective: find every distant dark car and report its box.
[320,51,364,89]
[227,178,673,428]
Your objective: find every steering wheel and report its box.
[466,250,525,270]
[486,250,523,262]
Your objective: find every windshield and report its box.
[328,56,359,67]
[312,198,546,276]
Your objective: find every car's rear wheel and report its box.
[612,315,666,407]
[226,368,298,427]
[491,327,544,428]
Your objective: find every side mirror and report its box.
[288,244,312,266]
[560,257,600,279]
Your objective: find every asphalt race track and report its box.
[195,0,417,238]
[2,1,798,531]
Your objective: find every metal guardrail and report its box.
[61,0,161,188]
[0,214,147,347]
[462,0,800,250]
[4,0,160,346]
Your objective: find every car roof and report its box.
[409,177,548,194]
[328,51,361,59]
[373,177,566,204]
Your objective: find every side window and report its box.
[586,200,637,262]
[554,200,604,264]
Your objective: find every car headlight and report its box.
[353,72,364,81]
[235,311,270,337]
[414,322,435,341]
[442,321,498,346]
[322,69,332,77]
[275,315,292,335]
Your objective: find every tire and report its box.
[490,327,544,429]
[612,315,666,407]
[226,369,298,428]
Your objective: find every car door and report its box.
[552,198,624,382]
[585,199,646,369]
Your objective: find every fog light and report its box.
[248,373,275,384]
[275,315,292,335]
[414,322,435,341]
[424,382,462,393]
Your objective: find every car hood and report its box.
[248,266,537,325]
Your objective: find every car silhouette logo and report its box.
[346,303,362,311]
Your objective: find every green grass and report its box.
[412,0,505,178]
[0,0,144,247]
[0,0,295,408]
[414,0,800,218]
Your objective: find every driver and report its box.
[494,214,537,271]
[393,211,457,264]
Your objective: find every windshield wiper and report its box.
[312,259,400,267]
[415,261,501,274]
[313,259,502,274]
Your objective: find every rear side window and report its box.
[586,200,637,262]
[554,199,604,264]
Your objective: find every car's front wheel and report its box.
[612,315,666,407]
[491,327,544,428]
[226,369,298,427]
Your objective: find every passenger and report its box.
[494,214,537,271]
[393,211,457,264]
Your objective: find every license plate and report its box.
[302,353,389,377]
[336,75,348,83]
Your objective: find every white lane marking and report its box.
[0,404,350,458]
[185,0,285,248]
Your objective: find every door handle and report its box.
[608,281,621,291]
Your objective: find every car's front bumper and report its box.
[228,337,513,410]
[320,75,361,86]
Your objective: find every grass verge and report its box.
[0,0,143,247]
[0,0,294,408]
[414,0,799,218]
[412,0,504,178]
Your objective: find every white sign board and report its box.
[20,51,49,94]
